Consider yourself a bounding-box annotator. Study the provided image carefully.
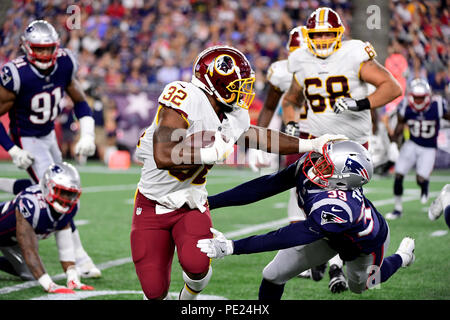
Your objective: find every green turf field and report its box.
[0,162,449,300]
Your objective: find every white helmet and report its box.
[21,20,60,70]
[40,162,81,214]
[407,78,431,112]
[303,140,373,190]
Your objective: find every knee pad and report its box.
[182,266,212,292]
[394,176,403,196]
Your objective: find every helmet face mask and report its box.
[192,45,255,110]
[305,8,345,58]
[21,20,60,70]
[303,141,373,190]
[40,162,81,214]
[407,78,431,112]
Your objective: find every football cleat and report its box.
[76,258,102,278]
[310,263,327,281]
[396,237,415,267]
[328,264,348,293]
[420,193,429,204]
[385,210,402,220]
[428,197,443,221]
[297,269,311,279]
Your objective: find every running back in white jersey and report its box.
[288,39,377,143]
[135,81,250,213]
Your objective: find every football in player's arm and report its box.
[198,141,415,299]
[0,163,93,293]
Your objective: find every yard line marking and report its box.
[0,189,443,296]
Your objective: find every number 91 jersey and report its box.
[0,48,77,138]
[288,39,376,144]
[135,81,250,214]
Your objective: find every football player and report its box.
[248,26,331,285]
[0,163,94,293]
[0,20,101,278]
[199,140,415,298]
[131,45,345,300]
[280,7,402,292]
[387,79,450,220]
[428,184,450,228]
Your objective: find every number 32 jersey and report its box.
[288,40,376,144]
[135,81,250,214]
[0,48,77,138]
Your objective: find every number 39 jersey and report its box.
[288,40,376,144]
[135,81,250,213]
[0,48,77,138]
[397,96,448,148]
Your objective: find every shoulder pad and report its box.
[287,48,309,73]
[310,194,355,224]
[1,63,20,93]
[344,40,377,63]
[58,48,78,79]
[266,60,291,90]
[158,82,196,124]
[17,195,38,220]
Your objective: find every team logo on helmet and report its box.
[342,158,370,181]
[213,55,237,76]
[51,164,63,174]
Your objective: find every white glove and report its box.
[38,273,75,294]
[8,145,34,169]
[247,148,270,173]
[299,134,348,154]
[387,141,399,162]
[333,97,359,114]
[74,116,96,157]
[199,131,235,164]
[197,228,234,259]
[66,265,94,290]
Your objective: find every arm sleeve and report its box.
[233,218,323,255]
[208,163,298,210]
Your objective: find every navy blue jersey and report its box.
[398,96,448,148]
[208,157,388,261]
[0,184,77,246]
[0,48,77,139]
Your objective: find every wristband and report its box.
[38,273,53,291]
[356,98,371,111]
[199,147,217,164]
[298,138,313,154]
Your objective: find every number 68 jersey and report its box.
[288,39,376,144]
[135,81,250,214]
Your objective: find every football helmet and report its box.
[286,26,307,52]
[191,45,255,110]
[40,162,81,214]
[407,78,431,112]
[305,7,345,58]
[21,20,60,70]
[303,140,373,190]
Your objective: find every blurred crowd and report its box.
[0,0,448,162]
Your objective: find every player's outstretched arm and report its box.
[281,75,305,133]
[15,209,74,293]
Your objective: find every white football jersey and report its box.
[288,39,377,144]
[135,81,250,213]
[267,60,310,133]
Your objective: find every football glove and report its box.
[333,97,371,114]
[66,265,94,290]
[8,145,34,169]
[38,273,75,294]
[284,121,300,137]
[74,116,96,157]
[299,133,348,154]
[247,148,270,173]
[200,131,234,164]
[197,228,234,259]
